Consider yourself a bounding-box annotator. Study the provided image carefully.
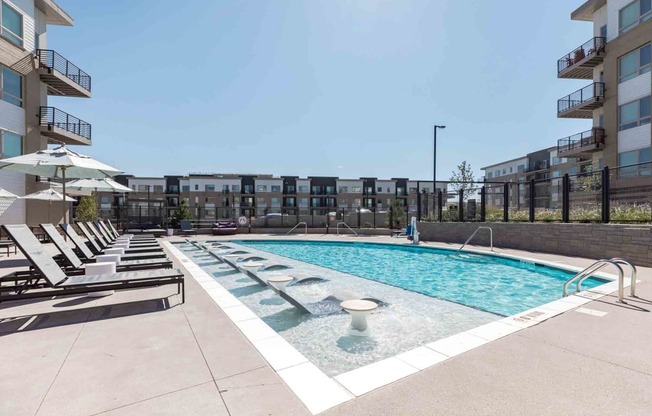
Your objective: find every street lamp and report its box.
[433,125,446,193]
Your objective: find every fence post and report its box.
[503,183,509,222]
[562,174,570,223]
[458,190,464,222]
[416,191,422,221]
[480,186,486,222]
[529,179,535,222]
[437,191,443,222]
[601,166,610,223]
[138,206,142,228]
[373,209,376,228]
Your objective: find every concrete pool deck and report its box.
[1,234,651,415]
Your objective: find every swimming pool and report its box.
[236,240,605,316]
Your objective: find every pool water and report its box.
[236,240,605,316]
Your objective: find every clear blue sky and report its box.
[49,0,594,180]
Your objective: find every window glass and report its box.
[642,0,652,15]
[271,185,281,192]
[205,184,215,192]
[231,185,240,192]
[619,50,639,82]
[2,131,21,157]
[1,67,22,106]
[600,25,607,38]
[641,44,651,68]
[182,185,189,192]
[619,150,638,166]
[640,96,651,122]
[620,101,639,130]
[620,1,640,31]
[1,2,22,46]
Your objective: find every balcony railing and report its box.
[36,50,91,96]
[557,127,605,156]
[557,37,606,79]
[39,106,91,143]
[558,82,605,118]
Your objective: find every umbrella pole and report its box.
[62,167,67,226]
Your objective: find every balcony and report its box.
[558,37,606,79]
[36,50,91,98]
[558,82,605,118]
[39,107,91,145]
[557,127,605,157]
[527,160,550,173]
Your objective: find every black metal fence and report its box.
[90,162,652,230]
[36,49,92,92]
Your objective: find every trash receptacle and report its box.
[167,228,174,237]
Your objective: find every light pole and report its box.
[433,125,446,216]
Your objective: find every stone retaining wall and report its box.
[417,222,652,267]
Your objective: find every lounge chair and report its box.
[93,221,159,248]
[180,220,197,236]
[105,219,157,240]
[62,224,166,261]
[0,224,184,304]
[212,221,237,236]
[77,222,163,254]
[100,220,157,242]
[89,221,158,247]
[41,224,172,273]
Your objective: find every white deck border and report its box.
[164,240,630,414]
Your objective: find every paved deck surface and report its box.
[1,233,650,416]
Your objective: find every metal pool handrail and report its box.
[563,259,626,303]
[336,222,358,236]
[286,222,307,235]
[575,258,636,298]
[455,226,493,255]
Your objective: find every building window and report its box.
[182,185,190,192]
[137,185,148,192]
[0,130,21,157]
[257,185,267,192]
[619,43,651,83]
[205,184,215,192]
[193,184,198,191]
[509,167,513,173]
[271,198,281,206]
[1,66,22,107]
[352,186,361,193]
[231,184,240,192]
[271,185,281,192]
[338,186,348,193]
[619,0,652,34]
[221,185,229,193]
[619,96,651,131]
[1,2,23,47]
[600,24,607,38]
[298,198,308,207]
[486,172,493,179]
[619,148,652,177]
[298,185,309,193]
[517,164,525,173]
[153,185,164,192]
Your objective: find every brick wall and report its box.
[417,222,652,267]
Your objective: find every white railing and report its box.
[336,222,359,236]
[286,222,307,235]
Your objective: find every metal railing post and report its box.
[458,190,464,222]
[529,179,535,222]
[562,174,570,223]
[416,190,421,221]
[503,183,509,222]
[480,186,486,222]
[602,166,610,223]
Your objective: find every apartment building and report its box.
[0,0,91,225]
[557,0,650,180]
[482,0,652,209]
[104,173,448,224]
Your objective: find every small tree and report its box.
[449,161,478,201]
[387,199,406,229]
[76,194,98,222]
[170,199,193,228]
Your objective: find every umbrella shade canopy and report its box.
[0,187,18,217]
[0,145,122,179]
[21,189,77,202]
[50,183,92,197]
[64,178,133,193]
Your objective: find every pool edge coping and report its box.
[164,240,630,415]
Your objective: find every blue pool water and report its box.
[236,240,606,316]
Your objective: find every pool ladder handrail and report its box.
[336,222,358,236]
[562,258,635,303]
[454,226,493,255]
[286,222,307,235]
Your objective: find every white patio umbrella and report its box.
[21,189,77,224]
[64,178,133,193]
[0,145,122,223]
[0,188,18,217]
